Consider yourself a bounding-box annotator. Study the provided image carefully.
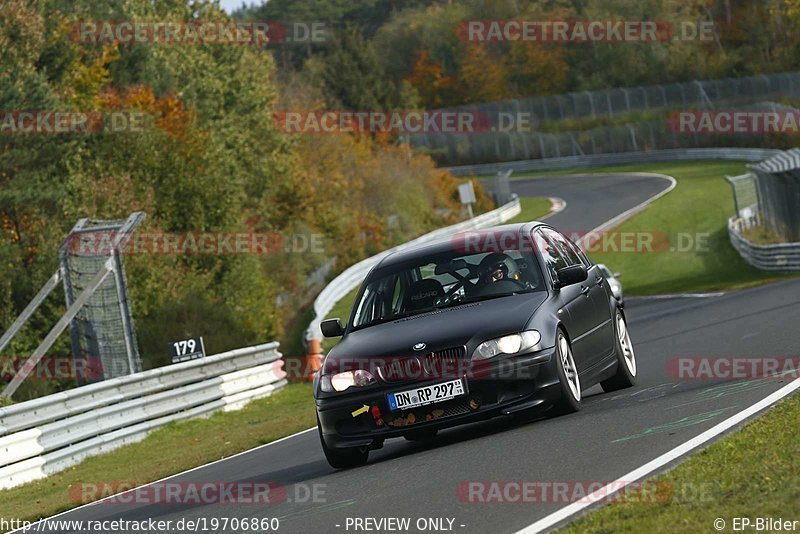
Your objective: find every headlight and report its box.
[471,330,541,361]
[320,370,376,392]
[610,284,620,293]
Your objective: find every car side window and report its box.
[543,229,582,267]
[559,232,592,268]
[533,229,570,281]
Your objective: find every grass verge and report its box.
[516,160,797,294]
[562,392,800,533]
[0,382,316,523]
[506,196,554,224]
[742,224,786,245]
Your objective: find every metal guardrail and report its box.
[305,196,522,341]
[0,342,286,489]
[728,215,800,272]
[445,148,781,177]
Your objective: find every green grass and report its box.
[506,196,553,224]
[742,224,786,245]
[562,392,800,533]
[515,161,796,295]
[0,383,316,523]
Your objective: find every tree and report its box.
[320,25,397,110]
[458,44,511,103]
[405,49,457,108]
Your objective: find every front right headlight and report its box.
[471,330,541,361]
[319,369,376,392]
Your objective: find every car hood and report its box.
[324,292,547,373]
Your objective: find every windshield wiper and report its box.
[352,291,532,330]
[435,291,523,309]
[352,307,438,331]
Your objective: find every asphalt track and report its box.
[28,174,800,534]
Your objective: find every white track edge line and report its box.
[16,427,316,531]
[576,173,677,250]
[515,376,800,533]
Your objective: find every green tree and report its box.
[320,25,397,110]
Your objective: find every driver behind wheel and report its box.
[478,252,516,285]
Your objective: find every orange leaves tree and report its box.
[1,0,472,396]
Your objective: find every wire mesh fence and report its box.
[469,72,800,122]
[725,173,759,219]
[59,214,144,383]
[411,72,800,166]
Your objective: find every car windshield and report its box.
[350,247,545,330]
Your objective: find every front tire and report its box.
[601,310,638,392]
[317,416,369,469]
[552,328,581,414]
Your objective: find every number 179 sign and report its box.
[169,337,206,363]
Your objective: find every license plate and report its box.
[387,379,466,411]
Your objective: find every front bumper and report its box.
[316,347,561,450]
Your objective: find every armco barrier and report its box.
[728,215,800,272]
[0,342,285,489]
[304,196,522,341]
[445,148,781,177]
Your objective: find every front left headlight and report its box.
[471,330,541,361]
[320,369,376,392]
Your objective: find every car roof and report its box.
[374,221,548,270]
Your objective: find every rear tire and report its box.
[601,310,638,392]
[552,328,581,414]
[317,416,369,469]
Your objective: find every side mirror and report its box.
[555,265,588,288]
[613,272,622,279]
[320,318,345,338]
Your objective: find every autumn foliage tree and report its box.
[0,0,470,400]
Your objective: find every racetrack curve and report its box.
[27,174,800,534]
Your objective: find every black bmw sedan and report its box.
[314,222,637,468]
